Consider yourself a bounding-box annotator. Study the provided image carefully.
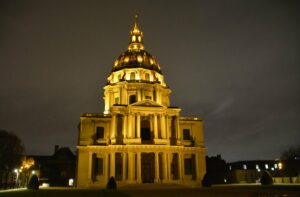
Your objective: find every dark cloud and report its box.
[0,0,299,162]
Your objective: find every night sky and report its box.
[1,0,299,162]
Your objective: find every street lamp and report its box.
[13,168,19,188]
[278,162,283,170]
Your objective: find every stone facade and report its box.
[76,15,206,187]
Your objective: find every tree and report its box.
[0,130,24,189]
[205,155,227,185]
[202,173,212,187]
[281,146,300,160]
[27,175,39,190]
[21,157,35,187]
[260,170,273,185]
[280,145,300,182]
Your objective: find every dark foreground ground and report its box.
[1,184,300,197]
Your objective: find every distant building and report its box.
[76,15,206,187]
[227,160,300,184]
[30,145,76,186]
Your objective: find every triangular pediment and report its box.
[131,99,163,107]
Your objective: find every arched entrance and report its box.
[141,118,152,144]
[141,153,155,183]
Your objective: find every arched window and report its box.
[145,73,150,81]
[130,72,135,80]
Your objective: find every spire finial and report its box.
[133,14,139,32]
[128,14,144,51]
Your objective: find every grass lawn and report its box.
[0,184,299,197]
[0,188,128,197]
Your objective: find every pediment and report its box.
[131,99,163,107]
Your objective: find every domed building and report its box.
[76,16,206,187]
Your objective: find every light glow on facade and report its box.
[76,15,206,187]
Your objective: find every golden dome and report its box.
[111,15,162,74]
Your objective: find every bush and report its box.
[106,176,117,190]
[27,175,39,190]
[202,173,212,187]
[260,171,273,185]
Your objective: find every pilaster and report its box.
[110,114,116,144]
[110,152,115,178]
[154,152,160,183]
[122,153,127,181]
[137,152,142,183]
[162,152,168,182]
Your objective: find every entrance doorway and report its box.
[141,153,155,183]
[141,119,152,144]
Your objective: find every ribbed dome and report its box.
[112,50,161,73]
[111,15,162,74]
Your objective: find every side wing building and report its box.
[76,16,206,187]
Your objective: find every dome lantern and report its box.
[128,15,145,51]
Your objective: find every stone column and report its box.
[136,115,141,138]
[137,152,142,183]
[161,115,166,139]
[121,85,127,104]
[123,115,127,139]
[122,153,127,181]
[128,152,133,182]
[195,153,200,181]
[132,114,136,138]
[154,152,159,183]
[137,88,141,101]
[165,116,169,140]
[105,153,109,181]
[111,114,116,140]
[88,152,93,181]
[178,153,183,180]
[176,116,181,140]
[167,153,171,180]
[198,152,206,182]
[110,91,114,106]
[128,114,132,138]
[162,152,168,182]
[156,89,160,104]
[154,115,158,139]
[110,152,115,178]
[104,92,110,114]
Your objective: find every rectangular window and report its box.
[129,95,136,104]
[184,158,192,175]
[265,164,269,169]
[96,127,104,139]
[183,129,191,140]
[94,157,103,176]
[256,164,259,170]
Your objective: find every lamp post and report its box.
[13,169,19,188]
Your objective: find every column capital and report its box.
[111,112,118,116]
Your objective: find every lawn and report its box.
[0,184,300,197]
[0,188,128,197]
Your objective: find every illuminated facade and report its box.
[76,16,206,187]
